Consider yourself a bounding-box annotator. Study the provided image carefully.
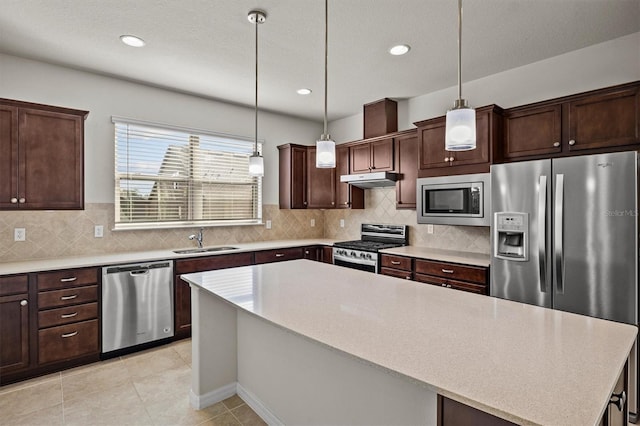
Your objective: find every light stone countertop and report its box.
[0,239,337,275]
[380,246,491,267]
[183,259,637,426]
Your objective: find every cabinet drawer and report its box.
[175,252,254,274]
[414,259,487,284]
[38,319,99,364]
[380,254,412,271]
[38,285,98,309]
[415,273,487,295]
[380,267,413,281]
[254,247,304,264]
[0,274,28,296]
[38,302,98,329]
[37,268,98,291]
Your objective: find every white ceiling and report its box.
[0,1,638,122]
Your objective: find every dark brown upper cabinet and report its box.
[363,98,397,139]
[416,105,502,178]
[0,99,88,210]
[394,130,418,209]
[350,138,395,173]
[335,145,364,209]
[500,81,640,161]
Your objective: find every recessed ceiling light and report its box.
[297,88,312,95]
[389,44,410,56]
[120,35,146,47]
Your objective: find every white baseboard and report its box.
[189,382,237,410]
[236,383,283,426]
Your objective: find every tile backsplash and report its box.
[0,188,489,263]
[323,188,490,253]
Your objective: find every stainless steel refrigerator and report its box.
[490,151,638,419]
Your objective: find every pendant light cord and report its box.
[254,12,259,155]
[323,0,329,139]
[457,0,462,102]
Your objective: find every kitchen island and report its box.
[182,259,637,425]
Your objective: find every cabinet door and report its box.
[438,395,516,426]
[0,105,19,209]
[503,104,562,159]
[335,145,364,209]
[174,276,192,339]
[394,133,418,209]
[567,87,640,152]
[279,144,308,209]
[18,108,84,209]
[0,293,30,374]
[307,147,336,209]
[303,246,322,261]
[350,143,371,173]
[418,118,448,170]
[370,138,394,171]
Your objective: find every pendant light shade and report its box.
[248,10,266,177]
[445,0,476,152]
[316,0,336,168]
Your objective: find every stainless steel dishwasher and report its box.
[102,261,174,353]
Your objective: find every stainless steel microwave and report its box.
[417,173,491,226]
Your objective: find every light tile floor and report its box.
[0,339,266,426]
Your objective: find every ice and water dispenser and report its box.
[494,212,529,261]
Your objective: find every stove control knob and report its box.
[366,253,372,260]
[350,251,356,257]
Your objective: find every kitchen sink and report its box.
[173,246,238,254]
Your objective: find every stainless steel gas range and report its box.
[333,223,408,273]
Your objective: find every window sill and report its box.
[113,220,263,231]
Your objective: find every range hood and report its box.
[340,171,399,188]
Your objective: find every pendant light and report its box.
[248,10,266,176]
[445,0,476,151]
[316,0,336,168]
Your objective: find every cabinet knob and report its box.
[405,276,411,280]
[11,198,18,204]
[568,139,576,146]
[331,202,335,205]
[444,157,449,162]
[344,202,349,205]
[303,202,307,205]
[20,300,27,306]
[553,142,560,147]
[19,198,25,203]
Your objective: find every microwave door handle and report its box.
[554,174,564,294]
[538,175,547,293]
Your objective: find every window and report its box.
[113,117,262,229]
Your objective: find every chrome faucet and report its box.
[188,227,204,248]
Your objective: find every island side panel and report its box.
[236,311,438,425]
[190,285,238,409]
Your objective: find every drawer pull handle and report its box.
[61,331,78,338]
[60,294,78,301]
[391,261,401,265]
[61,312,78,319]
[441,283,452,288]
[441,269,454,274]
[405,276,411,280]
[60,277,78,282]
[275,253,285,257]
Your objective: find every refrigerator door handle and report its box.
[554,174,565,294]
[538,175,548,293]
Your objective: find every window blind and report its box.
[113,119,262,229]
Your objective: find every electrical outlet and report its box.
[340,219,345,228]
[427,224,434,234]
[310,219,315,227]
[265,220,272,229]
[94,225,104,238]
[14,228,26,242]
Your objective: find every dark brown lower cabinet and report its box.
[438,395,516,426]
[38,319,99,365]
[254,247,304,264]
[0,275,30,376]
[174,252,254,339]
